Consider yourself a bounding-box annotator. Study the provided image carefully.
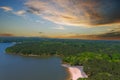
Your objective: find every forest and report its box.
[5,39,120,80]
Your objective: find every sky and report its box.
[0,0,120,40]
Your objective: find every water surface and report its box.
[0,43,67,80]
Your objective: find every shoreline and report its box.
[62,64,88,80]
[6,50,88,80]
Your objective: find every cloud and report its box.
[25,0,120,27]
[13,10,26,16]
[35,20,45,24]
[39,32,43,34]
[53,34,99,39]
[98,30,120,38]
[47,30,120,40]
[53,26,65,30]
[0,33,14,37]
[0,6,13,11]
[0,6,26,16]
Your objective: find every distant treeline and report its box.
[0,37,49,43]
[6,40,120,56]
[5,39,120,80]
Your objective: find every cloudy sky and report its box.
[0,0,120,40]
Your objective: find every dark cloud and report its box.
[98,31,120,38]
[39,32,43,34]
[25,0,120,26]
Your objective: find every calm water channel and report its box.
[0,43,68,80]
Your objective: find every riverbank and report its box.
[62,64,88,80]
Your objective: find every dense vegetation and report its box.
[65,53,120,80]
[5,39,120,80]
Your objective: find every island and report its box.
[5,40,120,80]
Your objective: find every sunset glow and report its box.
[0,0,120,40]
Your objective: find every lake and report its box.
[0,43,68,80]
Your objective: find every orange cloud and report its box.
[46,31,120,40]
[0,33,14,37]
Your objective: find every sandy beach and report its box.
[62,64,88,80]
